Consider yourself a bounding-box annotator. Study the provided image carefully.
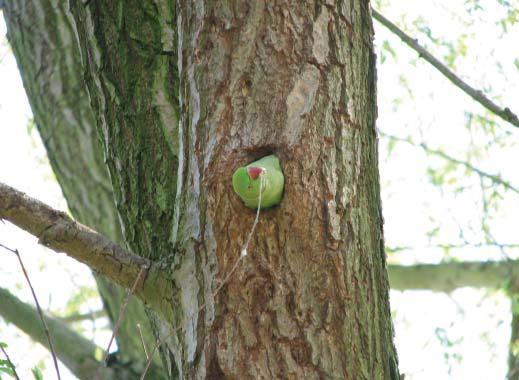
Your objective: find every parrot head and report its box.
[232,166,265,206]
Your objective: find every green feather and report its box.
[232,155,284,209]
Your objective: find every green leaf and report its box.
[386,138,397,156]
[381,40,397,62]
[64,285,98,316]
[32,366,44,380]
[0,365,15,377]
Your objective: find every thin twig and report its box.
[239,174,265,259]
[0,343,21,380]
[380,131,519,194]
[139,338,159,380]
[95,264,148,380]
[372,8,519,129]
[136,323,150,360]
[0,243,61,380]
[387,242,519,253]
[388,259,519,292]
[140,174,266,379]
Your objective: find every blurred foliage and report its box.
[31,366,43,380]
[1,0,519,379]
[434,327,463,374]
[376,0,519,263]
[374,0,519,378]
[63,286,98,316]
[0,343,15,379]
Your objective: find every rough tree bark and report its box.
[66,1,400,378]
[2,1,164,377]
[5,1,400,379]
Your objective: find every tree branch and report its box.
[388,260,519,292]
[59,309,106,323]
[0,182,173,320]
[0,287,138,380]
[1,244,61,380]
[0,181,149,287]
[508,306,519,379]
[380,131,519,194]
[387,242,519,253]
[372,8,519,129]
[2,0,162,370]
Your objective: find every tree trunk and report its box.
[65,0,400,378]
[6,0,400,378]
[508,281,519,380]
[3,1,163,377]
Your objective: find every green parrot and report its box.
[232,155,284,209]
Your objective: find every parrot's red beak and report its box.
[247,167,263,180]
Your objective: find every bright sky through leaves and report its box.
[1,1,519,378]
